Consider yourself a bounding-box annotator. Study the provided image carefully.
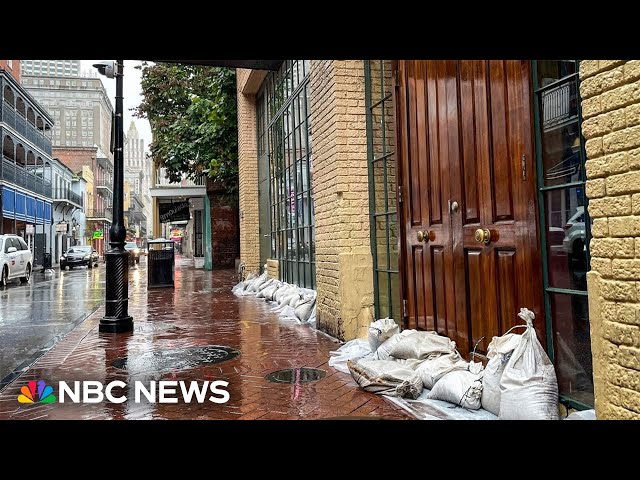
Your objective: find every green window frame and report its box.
[365,60,401,322]
[257,60,315,289]
[532,60,593,410]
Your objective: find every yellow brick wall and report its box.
[309,60,374,341]
[236,68,261,275]
[581,60,640,419]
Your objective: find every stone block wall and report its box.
[581,60,640,419]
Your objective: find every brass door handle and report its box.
[417,230,434,242]
[474,228,491,245]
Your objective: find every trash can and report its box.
[147,238,175,288]
[43,252,52,270]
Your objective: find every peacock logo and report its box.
[17,380,57,404]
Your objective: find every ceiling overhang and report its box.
[147,60,282,71]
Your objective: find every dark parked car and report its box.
[60,246,99,270]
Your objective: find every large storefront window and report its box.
[257,60,315,289]
[365,60,400,322]
[533,60,594,408]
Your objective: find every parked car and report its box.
[562,206,586,258]
[0,234,33,287]
[125,241,141,264]
[60,246,99,270]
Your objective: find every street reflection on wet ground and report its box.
[0,262,108,387]
[0,263,410,420]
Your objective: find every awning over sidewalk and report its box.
[147,60,282,70]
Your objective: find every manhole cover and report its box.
[265,368,326,384]
[112,345,240,374]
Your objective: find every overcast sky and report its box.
[81,60,152,150]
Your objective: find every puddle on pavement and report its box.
[133,322,180,333]
[265,367,326,384]
[111,345,240,374]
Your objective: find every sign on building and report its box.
[93,230,104,239]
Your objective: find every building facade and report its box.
[22,74,115,257]
[235,60,640,419]
[1,67,54,267]
[21,60,80,78]
[124,121,150,237]
[50,157,85,263]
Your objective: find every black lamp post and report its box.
[93,59,133,333]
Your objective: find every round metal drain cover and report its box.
[112,345,240,374]
[265,368,326,384]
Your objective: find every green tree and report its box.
[134,63,238,192]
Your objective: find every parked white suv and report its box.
[0,234,33,288]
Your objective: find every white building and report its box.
[21,60,80,78]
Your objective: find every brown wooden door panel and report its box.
[396,60,543,358]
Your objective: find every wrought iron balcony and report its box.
[2,103,53,155]
[85,207,113,222]
[96,176,113,192]
[155,167,205,187]
[1,157,53,198]
[52,187,83,207]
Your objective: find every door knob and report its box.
[474,228,491,245]
[417,230,434,242]
[450,201,460,213]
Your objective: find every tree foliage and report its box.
[134,63,238,192]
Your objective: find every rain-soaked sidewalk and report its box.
[0,262,410,420]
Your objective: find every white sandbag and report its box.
[481,332,522,416]
[294,295,316,323]
[373,330,417,360]
[231,281,245,295]
[274,285,295,304]
[426,370,483,409]
[348,359,423,399]
[368,318,400,352]
[329,339,372,373]
[261,283,281,301]
[499,308,559,420]
[416,351,469,389]
[565,409,596,420]
[247,272,268,292]
[281,293,301,308]
[389,331,456,360]
[394,358,425,370]
[308,304,317,326]
[288,294,303,308]
[279,305,299,322]
[255,278,275,298]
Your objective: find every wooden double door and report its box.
[395,60,544,358]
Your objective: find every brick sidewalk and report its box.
[0,265,410,420]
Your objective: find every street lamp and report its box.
[92,60,133,333]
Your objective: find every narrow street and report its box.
[0,265,103,386]
[0,261,144,388]
[0,262,409,420]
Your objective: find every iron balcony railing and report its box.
[1,157,53,198]
[541,80,579,130]
[96,176,114,191]
[52,187,83,207]
[2,103,53,155]
[155,167,206,187]
[85,207,113,222]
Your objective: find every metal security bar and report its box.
[257,60,315,289]
[365,60,400,322]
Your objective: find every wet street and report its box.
[0,262,409,420]
[0,263,111,387]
